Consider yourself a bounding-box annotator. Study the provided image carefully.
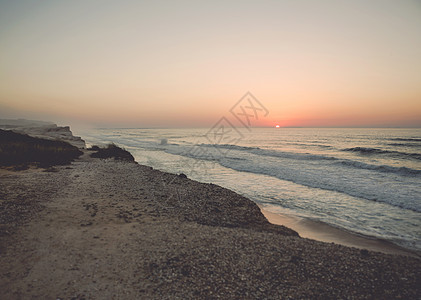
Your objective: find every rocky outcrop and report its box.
[0,129,83,168]
[89,144,135,162]
[0,119,85,148]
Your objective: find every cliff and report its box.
[0,119,85,148]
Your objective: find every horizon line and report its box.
[91,126,421,130]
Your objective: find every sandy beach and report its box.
[0,151,420,299]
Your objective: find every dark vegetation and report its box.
[89,143,135,162]
[0,129,83,170]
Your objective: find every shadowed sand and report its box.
[0,151,420,299]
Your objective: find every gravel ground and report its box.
[0,153,420,299]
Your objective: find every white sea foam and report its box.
[161,143,421,212]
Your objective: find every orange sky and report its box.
[0,1,420,128]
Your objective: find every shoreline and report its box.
[260,206,420,258]
[1,153,420,298]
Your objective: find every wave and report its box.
[336,160,421,176]
[163,143,421,211]
[209,154,421,212]
[282,142,333,149]
[388,143,421,148]
[85,132,421,213]
[390,138,421,142]
[343,147,421,161]
[200,143,338,161]
[196,144,421,176]
[102,139,421,178]
[201,143,261,151]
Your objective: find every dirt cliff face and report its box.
[0,119,85,148]
[29,125,86,148]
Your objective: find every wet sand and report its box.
[260,207,419,258]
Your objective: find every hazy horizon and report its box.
[1,1,420,128]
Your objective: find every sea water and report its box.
[79,127,421,251]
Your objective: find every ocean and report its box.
[79,127,421,251]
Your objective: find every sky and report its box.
[0,0,420,128]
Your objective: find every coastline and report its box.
[260,207,419,258]
[1,151,420,298]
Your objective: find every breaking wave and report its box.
[342,147,421,161]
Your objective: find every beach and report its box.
[1,0,420,297]
[0,151,420,299]
[260,208,418,257]
[82,127,421,252]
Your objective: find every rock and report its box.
[90,144,135,162]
